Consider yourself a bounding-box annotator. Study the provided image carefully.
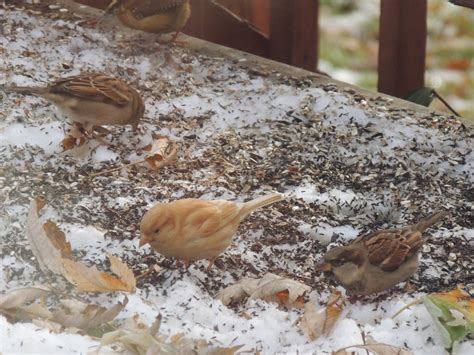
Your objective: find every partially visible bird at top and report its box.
[104,0,191,44]
[140,193,284,269]
[2,73,144,149]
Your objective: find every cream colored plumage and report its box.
[140,193,284,267]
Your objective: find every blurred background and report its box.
[318,0,473,118]
[76,0,473,119]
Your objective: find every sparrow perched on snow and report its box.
[3,73,144,147]
[140,193,284,268]
[105,0,191,43]
[317,211,449,296]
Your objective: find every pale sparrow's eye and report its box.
[154,228,160,233]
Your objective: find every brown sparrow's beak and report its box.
[315,262,333,272]
[139,234,150,248]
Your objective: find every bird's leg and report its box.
[206,258,216,271]
[90,126,112,146]
[61,122,87,150]
[156,30,183,45]
[403,279,414,293]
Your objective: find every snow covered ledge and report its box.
[0,1,473,354]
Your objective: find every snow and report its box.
[0,5,473,355]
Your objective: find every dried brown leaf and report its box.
[61,255,136,293]
[334,335,414,355]
[43,220,72,259]
[144,136,177,170]
[249,274,310,307]
[34,196,46,212]
[32,319,64,333]
[26,200,68,275]
[52,297,128,330]
[216,273,310,308]
[215,284,248,306]
[0,286,50,309]
[300,291,344,341]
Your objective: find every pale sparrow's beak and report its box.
[139,234,150,248]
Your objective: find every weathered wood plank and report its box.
[378,0,427,97]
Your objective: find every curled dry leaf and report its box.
[62,255,136,293]
[26,199,136,293]
[300,291,344,341]
[52,296,128,330]
[98,314,243,355]
[144,136,177,170]
[26,199,70,275]
[216,273,310,308]
[333,335,414,355]
[89,136,177,177]
[0,286,50,310]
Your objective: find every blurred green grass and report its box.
[319,0,473,120]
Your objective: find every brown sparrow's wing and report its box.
[357,229,423,272]
[128,0,188,18]
[192,201,242,237]
[49,74,133,106]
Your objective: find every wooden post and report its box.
[378,0,427,97]
[270,0,319,71]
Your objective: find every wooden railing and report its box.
[75,0,442,99]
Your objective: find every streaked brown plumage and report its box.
[317,211,449,295]
[3,73,144,146]
[106,0,191,43]
[140,193,284,268]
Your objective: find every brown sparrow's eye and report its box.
[154,228,160,233]
[331,258,346,267]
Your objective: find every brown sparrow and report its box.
[317,211,449,296]
[3,73,144,146]
[4,73,144,131]
[105,0,191,43]
[140,193,284,268]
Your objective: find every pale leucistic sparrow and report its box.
[317,211,449,296]
[105,0,191,43]
[139,193,284,268]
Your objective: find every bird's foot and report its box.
[156,31,182,45]
[206,258,217,271]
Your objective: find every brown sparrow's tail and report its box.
[240,193,284,218]
[2,85,45,96]
[412,211,449,233]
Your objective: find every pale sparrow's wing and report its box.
[187,201,243,238]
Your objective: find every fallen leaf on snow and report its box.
[26,199,71,275]
[97,314,243,355]
[62,255,136,293]
[52,296,128,330]
[333,335,413,355]
[216,273,310,308]
[89,136,177,177]
[300,291,344,340]
[143,136,177,170]
[26,199,136,293]
[0,286,50,310]
[423,285,474,349]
